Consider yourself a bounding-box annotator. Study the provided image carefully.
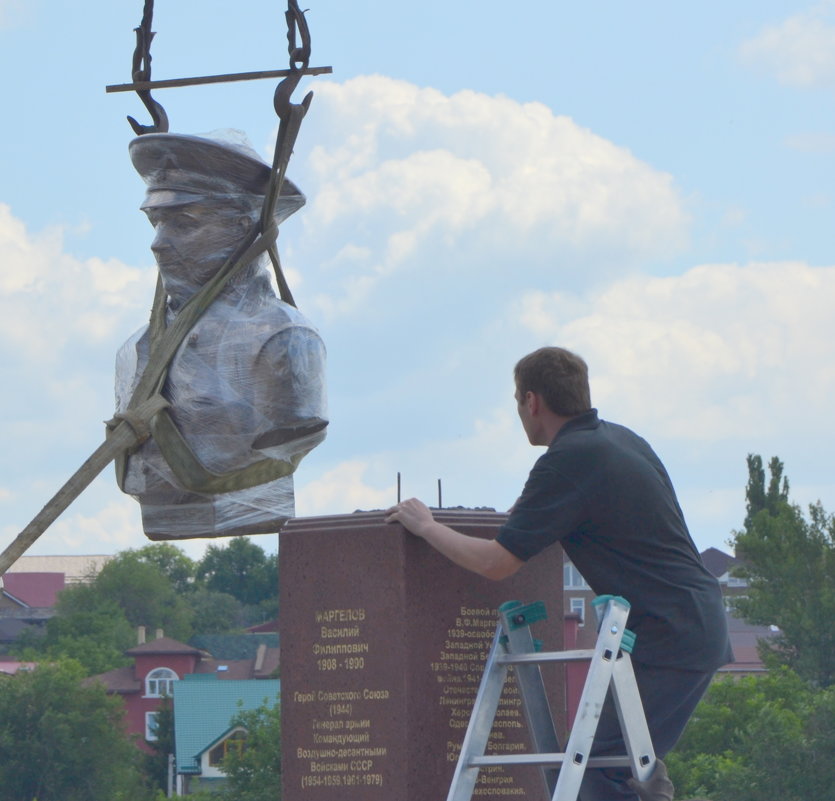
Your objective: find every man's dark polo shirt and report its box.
[497,409,732,671]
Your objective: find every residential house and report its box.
[172,676,279,795]
[88,631,279,754]
[699,546,777,677]
[0,556,112,651]
[562,556,597,650]
[3,554,112,583]
[0,572,66,650]
[562,547,777,684]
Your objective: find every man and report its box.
[115,131,327,540]
[386,346,731,801]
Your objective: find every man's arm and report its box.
[385,498,523,581]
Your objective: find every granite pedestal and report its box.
[279,510,565,801]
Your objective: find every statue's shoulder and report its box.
[116,323,150,361]
[246,296,323,338]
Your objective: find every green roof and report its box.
[188,633,279,660]
[173,676,279,774]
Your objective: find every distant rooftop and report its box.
[5,555,112,583]
[1,572,65,607]
[700,546,744,578]
[174,677,279,775]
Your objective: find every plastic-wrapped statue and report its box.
[114,131,327,540]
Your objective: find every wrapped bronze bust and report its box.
[114,131,327,539]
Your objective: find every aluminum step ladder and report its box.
[447,595,656,801]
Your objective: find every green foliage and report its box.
[667,670,835,801]
[221,698,281,801]
[13,540,279,674]
[185,588,247,634]
[14,593,135,675]
[133,543,198,594]
[743,454,789,531]
[0,660,153,801]
[89,550,194,639]
[13,549,195,674]
[730,454,835,687]
[197,537,277,607]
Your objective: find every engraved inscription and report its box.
[293,607,389,792]
[434,606,530,797]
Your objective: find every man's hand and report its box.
[385,498,523,580]
[626,759,674,801]
[385,497,435,538]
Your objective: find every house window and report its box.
[564,561,589,589]
[145,711,159,741]
[208,729,247,767]
[570,598,585,626]
[145,667,178,697]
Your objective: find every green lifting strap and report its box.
[111,34,317,497]
[110,220,304,495]
[149,407,307,494]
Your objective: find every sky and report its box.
[0,0,833,562]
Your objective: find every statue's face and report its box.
[144,200,251,298]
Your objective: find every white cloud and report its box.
[42,496,144,552]
[0,204,154,366]
[295,460,395,516]
[296,76,689,319]
[512,260,835,440]
[740,4,835,88]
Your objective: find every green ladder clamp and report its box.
[446,595,656,801]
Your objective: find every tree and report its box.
[14,550,195,674]
[667,669,835,801]
[197,538,277,607]
[14,594,135,675]
[133,543,198,595]
[221,698,281,801]
[0,660,152,801]
[185,588,247,634]
[743,453,789,531]
[90,551,194,639]
[730,454,835,687]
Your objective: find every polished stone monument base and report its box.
[279,510,565,801]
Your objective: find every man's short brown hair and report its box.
[514,347,591,417]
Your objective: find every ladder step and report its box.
[469,754,634,769]
[447,596,656,801]
[496,648,596,664]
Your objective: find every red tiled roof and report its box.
[2,573,65,607]
[85,665,142,693]
[125,637,203,656]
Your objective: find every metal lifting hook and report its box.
[127,0,169,135]
[110,0,331,135]
[274,0,314,121]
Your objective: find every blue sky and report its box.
[1,0,833,560]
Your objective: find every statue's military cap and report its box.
[129,131,304,224]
